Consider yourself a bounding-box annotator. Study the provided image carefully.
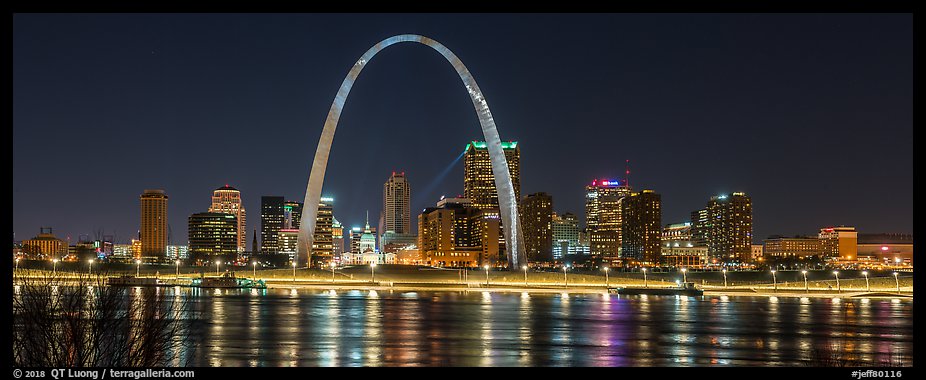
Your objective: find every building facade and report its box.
[552,212,581,260]
[188,212,238,264]
[706,192,753,263]
[140,189,168,260]
[381,171,411,235]
[209,185,246,253]
[312,198,334,267]
[22,227,67,260]
[620,190,662,264]
[418,197,500,268]
[260,196,284,254]
[762,236,822,259]
[585,179,632,264]
[818,226,858,259]
[521,192,554,262]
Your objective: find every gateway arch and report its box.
[296,34,526,270]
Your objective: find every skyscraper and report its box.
[260,196,284,254]
[283,200,303,229]
[706,192,753,263]
[140,189,168,261]
[464,141,520,211]
[521,192,553,262]
[188,212,238,264]
[464,141,520,261]
[552,212,581,260]
[585,179,632,264]
[689,208,709,247]
[620,190,662,264]
[381,171,411,234]
[209,185,246,253]
[311,197,334,267]
[380,171,416,251]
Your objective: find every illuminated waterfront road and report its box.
[174,288,912,366]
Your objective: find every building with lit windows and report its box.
[818,226,858,259]
[22,227,67,260]
[706,192,753,263]
[188,212,238,264]
[283,200,303,229]
[762,236,822,259]
[751,244,764,262]
[690,208,709,247]
[662,222,693,248]
[140,189,168,260]
[552,212,581,260]
[209,185,246,253]
[278,229,299,262]
[418,197,500,268]
[521,192,553,262]
[380,172,412,241]
[585,179,632,265]
[620,190,662,264]
[260,196,284,254]
[312,198,334,267]
[166,245,189,260]
[464,141,519,259]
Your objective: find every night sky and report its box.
[13,13,912,245]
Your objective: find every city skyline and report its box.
[13,14,912,244]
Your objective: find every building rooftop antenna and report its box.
[625,159,631,189]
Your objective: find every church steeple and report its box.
[364,210,371,233]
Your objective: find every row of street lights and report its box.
[23,259,907,292]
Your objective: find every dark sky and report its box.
[13,13,912,245]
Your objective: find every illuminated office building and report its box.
[706,192,753,263]
[188,212,238,264]
[140,189,168,260]
[418,197,500,268]
[521,192,553,262]
[209,185,246,253]
[464,141,520,260]
[620,190,662,264]
[585,179,632,264]
[260,196,284,254]
[312,197,334,267]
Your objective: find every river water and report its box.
[168,288,911,367]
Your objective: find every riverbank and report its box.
[260,280,913,299]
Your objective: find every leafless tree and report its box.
[12,271,194,367]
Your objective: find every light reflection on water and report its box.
[162,288,912,367]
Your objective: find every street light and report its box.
[135,259,141,277]
[563,265,569,288]
[603,267,610,288]
[292,261,297,282]
[771,270,777,291]
[862,271,870,291]
[215,260,221,275]
[331,262,336,283]
[176,260,181,278]
[253,262,258,279]
[88,259,94,275]
[681,267,687,283]
[642,267,648,288]
[15,257,20,271]
[801,270,808,292]
[371,262,378,284]
[893,272,899,292]
[522,265,528,286]
[722,269,728,288]
[53,259,59,276]
[833,271,840,292]
[484,265,490,286]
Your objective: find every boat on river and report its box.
[609,282,704,296]
[191,272,267,289]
